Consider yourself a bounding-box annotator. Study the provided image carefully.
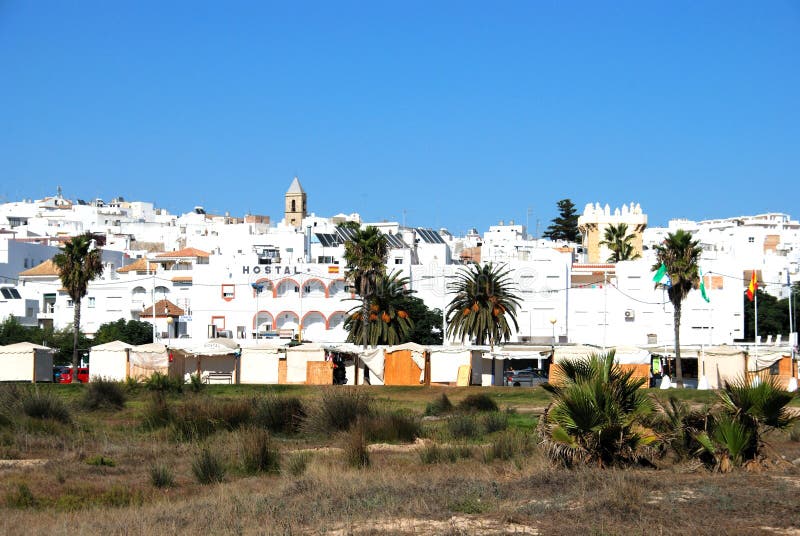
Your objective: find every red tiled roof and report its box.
[117,258,157,273]
[156,247,210,258]
[19,259,59,277]
[141,299,185,317]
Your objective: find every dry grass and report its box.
[0,385,799,535]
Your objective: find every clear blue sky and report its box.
[1,1,798,235]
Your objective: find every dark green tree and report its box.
[53,233,104,372]
[0,315,31,345]
[445,262,521,351]
[543,199,580,242]
[652,230,702,388]
[743,289,791,340]
[94,319,154,345]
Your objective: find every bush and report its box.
[483,431,531,462]
[192,448,226,484]
[171,398,253,441]
[145,372,183,394]
[343,420,370,468]
[5,483,37,509]
[419,442,472,464]
[238,427,280,475]
[447,414,480,439]
[149,464,175,488]
[141,393,171,429]
[85,455,115,467]
[124,376,140,392]
[83,378,126,410]
[425,393,454,416]
[285,451,311,476]
[458,394,498,413]
[363,410,421,443]
[252,395,306,435]
[188,373,204,393]
[302,388,372,437]
[21,390,71,422]
[482,412,509,434]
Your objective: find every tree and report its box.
[543,199,580,242]
[599,223,641,262]
[402,300,443,346]
[743,289,789,341]
[343,226,389,348]
[344,271,414,346]
[538,351,657,468]
[445,262,521,351]
[652,229,702,388]
[53,232,104,372]
[94,319,154,346]
[0,315,30,345]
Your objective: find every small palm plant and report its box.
[538,351,657,468]
[599,223,641,262]
[695,376,797,472]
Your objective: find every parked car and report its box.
[58,367,89,384]
[53,365,71,383]
[504,367,548,387]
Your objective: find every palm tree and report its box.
[53,233,103,373]
[445,262,520,351]
[538,351,657,468]
[343,226,388,348]
[652,229,702,388]
[344,271,414,346]
[599,223,641,262]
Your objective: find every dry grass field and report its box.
[1,382,799,535]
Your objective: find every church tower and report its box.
[284,176,307,228]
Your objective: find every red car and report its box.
[58,367,89,384]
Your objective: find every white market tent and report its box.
[239,343,284,384]
[428,346,478,385]
[699,346,747,390]
[174,339,240,383]
[89,340,133,381]
[129,343,172,379]
[284,343,327,384]
[0,342,53,382]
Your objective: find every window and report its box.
[222,284,235,300]
[88,297,96,308]
[394,258,403,264]
[0,288,21,299]
[748,237,755,243]
[236,326,246,339]
[67,299,74,308]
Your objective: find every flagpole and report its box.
[754,287,759,357]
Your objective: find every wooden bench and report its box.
[205,372,233,384]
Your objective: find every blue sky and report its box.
[1,1,798,235]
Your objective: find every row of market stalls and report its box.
[1,339,796,391]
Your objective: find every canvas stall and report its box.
[357,347,385,385]
[612,346,652,386]
[482,346,550,386]
[283,344,329,384]
[747,348,795,389]
[128,343,177,380]
[239,343,284,384]
[174,339,240,384]
[428,346,478,386]
[383,342,427,385]
[89,340,132,382]
[322,343,362,385]
[697,346,747,390]
[0,342,53,382]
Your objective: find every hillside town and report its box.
[0,180,798,387]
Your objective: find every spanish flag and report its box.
[746,270,757,302]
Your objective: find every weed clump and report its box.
[447,414,480,439]
[425,393,454,416]
[419,442,472,464]
[85,455,115,467]
[21,390,71,422]
[149,464,175,488]
[192,448,226,484]
[82,378,126,410]
[458,393,498,413]
[363,410,421,443]
[285,451,312,476]
[252,395,305,435]
[343,419,370,468]
[482,411,509,434]
[145,372,183,394]
[5,483,38,509]
[302,388,372,436]
[238,427,280,475]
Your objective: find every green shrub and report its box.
[238,427,280,475]
[343,420,370,468]
[419,442,472,464]
[364,410,421,443]
[482,411,509,434]
[21,390,71,422]
[149,464,174,488]
[252,395,306,435]
[457,393,498,413]
[124,376,140,392]
[192,448,226,484]
[302,387,372,437]
[188,373,204,393]
[145,372,183,394]
[285,451,312,476]
[83,378,126,410]
[171,398,253,441]
[483,431,531,462]
[447,414,480,439]
[141,393,171,429]
[424,393,453,416]
[85,455,115,467]
[5,483,37,509]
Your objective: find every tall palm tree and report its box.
[344,271,414,346]
[599,223,641,262]
[652,229,702,388]
[445,262,520,351]
[53,233,103,373]
[343,226,388,348]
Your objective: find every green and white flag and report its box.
[699,268,710,303]
[653,262,668,285]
